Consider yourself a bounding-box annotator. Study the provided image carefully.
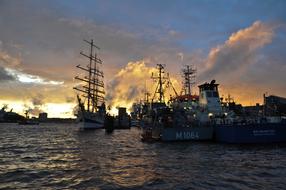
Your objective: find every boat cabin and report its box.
[198,80,222,114]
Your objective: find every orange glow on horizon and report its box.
[0,100,76,118]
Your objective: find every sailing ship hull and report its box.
[18,120,39,125]
[161,126,214,141]
[215,123,286,143]
[78,118,104,129]
[77,113,105,130]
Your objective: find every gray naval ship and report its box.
[141,65,222,142]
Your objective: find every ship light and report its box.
[224,112,228,116]
[208,113,213,117]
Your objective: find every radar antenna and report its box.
[181,65,196,95]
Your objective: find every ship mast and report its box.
[151,64,178,103]
[74,39,105,113]
[151,64,167,103]
[144,81,150,103]
[181,65,196,95]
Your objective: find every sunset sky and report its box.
[0,0,286,118]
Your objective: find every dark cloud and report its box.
[199,21,277,81]
[0,1,187,81]
[23,102,43,117]
[31,94,44,106]
[127,86,140,100]
[28,106,43,117]
[194,21,286,104]
[0,66,15,81]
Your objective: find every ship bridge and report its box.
[198,80,222,114]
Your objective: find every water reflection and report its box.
[1,124,286,189]
[76,128,159,188]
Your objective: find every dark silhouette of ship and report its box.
[74,39,106,129]
[214,94,286,143]
[0,105,25,123]
[140,64,214,141]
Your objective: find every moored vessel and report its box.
[140,64,214,141]
[74,39,106,130]
[214,121,286,143]
[165,66,214,141]
[214,94,286,143]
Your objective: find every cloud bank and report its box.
[192,20,286,104]
[0,0,285,116]
[200,21,277,80]
[106,60,180,113]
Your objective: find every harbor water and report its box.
[1,123,286,189]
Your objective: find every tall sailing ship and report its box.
[74,39,106,129]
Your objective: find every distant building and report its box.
[227,102,243,116]
[39,112,48,121]
[243,103,263,117]
[265,95,286,116]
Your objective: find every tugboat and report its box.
[73,39,106,129]
[104,107,131,133]
[113,107,131,129]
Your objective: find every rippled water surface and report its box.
[1,123,286,189]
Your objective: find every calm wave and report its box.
[1,123,286,189]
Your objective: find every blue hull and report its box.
[215,123,286,143]
[161,126,214,141]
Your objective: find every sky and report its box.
[0,0,286,117]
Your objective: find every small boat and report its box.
[104,107,131,133]
[141,127,159,142]
[113,107,131,129]
[104,114,115,133]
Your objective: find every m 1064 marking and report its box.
[176,131,199,140]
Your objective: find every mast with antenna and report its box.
[151,64,177,103]
[144,81,150,103]
[181,65,196,96]
[151,64,168,103]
